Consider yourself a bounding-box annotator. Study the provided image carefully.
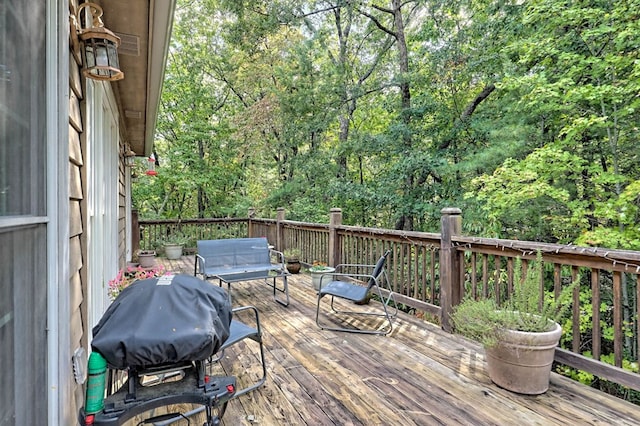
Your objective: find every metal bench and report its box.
[195,237,289,306]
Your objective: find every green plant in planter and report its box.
[308,261,336,291]
[283,248,302,262]
[451,251,578,395]
[308,261,333,272]
[161,231,190,246]
[452,252,576,347]
[161,231,190,260]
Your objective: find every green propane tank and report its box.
[85,351,107,414]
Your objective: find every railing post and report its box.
[132,209,140,253]
[276,207,285,252]
[440,207,462,333]
[328,208,342,267]
[247,207,256,237]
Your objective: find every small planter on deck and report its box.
[138,250,156,268]
[310,267,335,291]
[284,249,302,274]
[164,244,183,260]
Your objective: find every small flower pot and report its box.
[310,267,336,290]
[286,261,301,274]
[138,251,156,268]
[164,244,183,260]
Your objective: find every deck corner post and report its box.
[440,207,462,333]
[247,207,256,237]
[132,209,140,254]
[328,208,342,267]
[276,207,286,252]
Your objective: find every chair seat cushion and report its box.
[319,280,369,302]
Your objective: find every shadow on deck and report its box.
[151,256,640,425]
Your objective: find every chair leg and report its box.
[316,293,396,335]
[262,275,289,307]
[233,334,267,398]
[210,306,267,398]
[274,275,289,306]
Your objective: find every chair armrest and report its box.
[231,305,261,334]
[316,271,377,290]
[269,249,286,268]
[319,272,374,282]
[333,263,375,274]
[194,254,206,276]
[318,268,391,291]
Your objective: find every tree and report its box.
[471,0,640,246]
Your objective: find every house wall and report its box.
[68,0,86,416]
[118,157,127,267]
[68,0,132,418]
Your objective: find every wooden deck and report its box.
[150,256,640,425]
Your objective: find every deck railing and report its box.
[137,207,640,393]
[137,217,248,253]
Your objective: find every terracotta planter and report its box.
[310,267,336,290]
[164,244,183,260]
[138,251,156,268]
[286,261,301,274]
[485,321,562,395]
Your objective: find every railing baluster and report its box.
[572,266,581,354]
[592,269,602,360]
[614,271,623,368]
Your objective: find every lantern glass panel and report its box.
[84,43,96,69]
[95,43,109,67]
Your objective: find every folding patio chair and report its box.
[210,305,267,398]
[315,250,397,335]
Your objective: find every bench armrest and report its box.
[269,249,286,268]
[194,254,206,276]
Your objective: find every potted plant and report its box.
[450,251,577,395]
[309,261,336,291]
[136,249,157,268]
[283,248,302,274]
[161,231,189,260]
[108,264,167,300]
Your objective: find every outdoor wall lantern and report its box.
[123,145,136,167]
[75,2,124,82]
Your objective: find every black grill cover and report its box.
[91,274,232,370]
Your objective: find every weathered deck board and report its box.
[126,257,640,426]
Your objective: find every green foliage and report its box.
[139,0,640,254]
[451,252,577,348]
[283,248,301,261]
[556,352,640,404]
[576,180,640,250]
[467,145,591,242]
[159,231,190,246]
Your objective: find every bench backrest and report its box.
[197,237,270,268]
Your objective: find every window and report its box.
[0,2,46,216]
[0,1,49,423]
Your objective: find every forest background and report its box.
[132,0,640,250]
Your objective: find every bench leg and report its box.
[267,275,289,307]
